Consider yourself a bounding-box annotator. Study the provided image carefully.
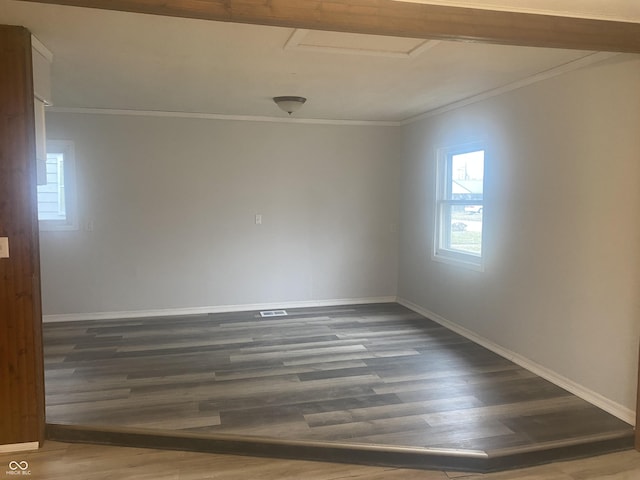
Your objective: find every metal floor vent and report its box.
[259,310,288,318]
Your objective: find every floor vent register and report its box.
[259,310,288,318]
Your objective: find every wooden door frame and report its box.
[0,25,46,447]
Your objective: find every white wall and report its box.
[398,54,640,415]
[42,113,400,315]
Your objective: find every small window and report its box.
[434,143,485,269]
[37,140,78,231]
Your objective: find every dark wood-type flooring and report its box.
[43,303,633,470]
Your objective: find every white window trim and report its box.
[433,141,486,271]
[38,140,78,232]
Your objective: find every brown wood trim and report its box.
[15,0,640,53]
[0,24,45,446]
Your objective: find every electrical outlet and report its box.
[0,237,9,259]
[255,214,262,225]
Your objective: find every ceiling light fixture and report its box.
[273,96,307,115]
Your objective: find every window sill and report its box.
[38,221,79,232]
[432,250,484,272]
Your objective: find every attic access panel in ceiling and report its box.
[284,29,439,58]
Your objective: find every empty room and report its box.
[1,0,640,476]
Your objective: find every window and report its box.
[434,143,485,269]
[37,140,78,231]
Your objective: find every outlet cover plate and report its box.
[0,237,9,258]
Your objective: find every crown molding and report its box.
[45,107,402,127]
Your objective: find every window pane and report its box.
[37,153,66,221]
[450,150,484,201]
[447,150,483,256]
[446,204,483,255]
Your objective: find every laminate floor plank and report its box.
[43,303,634,466]
[349,421,517,448]
[304,395,484,427]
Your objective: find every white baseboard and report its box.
[43,296,398,323]
[397,297,636,426]
[0,442,39,454]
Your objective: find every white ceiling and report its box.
[0,0,635,122]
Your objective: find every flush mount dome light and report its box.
[273,96,307,115]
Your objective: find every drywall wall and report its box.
[41,113,400,315]
[398,54,640,414]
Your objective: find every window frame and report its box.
[37,139,78,232]
[433,141,486,271]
